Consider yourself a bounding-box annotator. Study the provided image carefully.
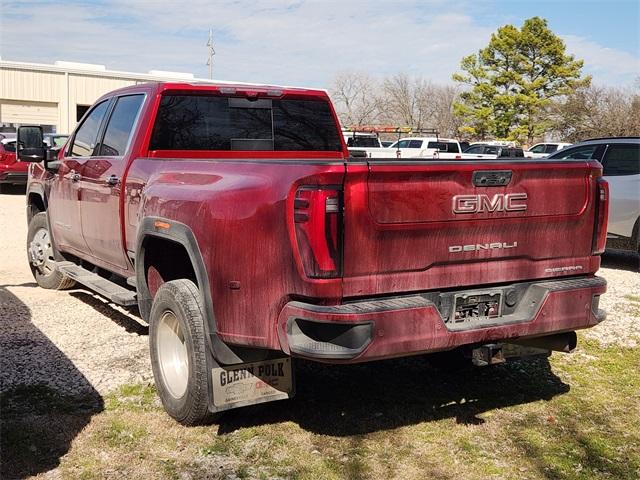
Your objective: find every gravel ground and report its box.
[0,192,152,396]
[0,191,638,397]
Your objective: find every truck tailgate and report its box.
[342,159,601,297]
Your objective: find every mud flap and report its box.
[209,357,295,413]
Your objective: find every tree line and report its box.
[329,17,639,146]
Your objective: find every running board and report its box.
[57,261,138,306]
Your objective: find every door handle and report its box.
[106,175,120,186]
[70,170,80,182]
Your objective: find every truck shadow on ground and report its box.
[218,354,569,436]
[601,249,640,272]
[69,290,148,335]
[0,286,104,480]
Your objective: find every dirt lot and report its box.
[1,189,639,479]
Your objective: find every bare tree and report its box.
[329,72,382,128]
[552,83,640,142]
[380,74,437,131]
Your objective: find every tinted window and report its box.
[71,100,110,157]
[550,145,601,160]
[346,136,379,148]
[464,145,483,154]
[529,144,546,153]
[603,144,640,176]
[485,146,498,155]
[150,95,342,151]
[408,140,423,148]
[99,95,144,156]
[544,144,559,153]
[3,141,16,153]
[447,142,460,153]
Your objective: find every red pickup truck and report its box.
[1,134,68,190]
[19,82,608,425]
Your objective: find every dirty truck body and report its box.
[24,82,608,424]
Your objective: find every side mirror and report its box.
[17,126,45,162]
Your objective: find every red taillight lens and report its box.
[294,186,342,278]
[592,177,609,255]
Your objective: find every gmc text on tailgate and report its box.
[17,82,608,425]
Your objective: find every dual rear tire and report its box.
[149,279,212,425]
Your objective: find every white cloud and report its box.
[563,34,640,86]
[0,1,637,87]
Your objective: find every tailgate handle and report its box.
[473,170,512,187]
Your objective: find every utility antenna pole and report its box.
[206,29,215,80]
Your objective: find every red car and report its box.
[1,134,68,190]
[20,82,608,425]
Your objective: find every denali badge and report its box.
[452,193,528,214]
[449,242,518,253]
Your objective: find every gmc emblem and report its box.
[452,193,528,214]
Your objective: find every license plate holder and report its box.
[453,291,502,323]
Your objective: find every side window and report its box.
[529,144,546,153]
[552,145,600,160]
[544,144,559,153]
[446,142,460,153]
[70,100,110,157]
[465,145,482,154]
[98,95,144,156]
[408,140,423,148]
[486,146,498,155]
[603,144,640,176]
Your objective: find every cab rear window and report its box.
[150,95,343,152]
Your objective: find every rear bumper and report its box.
[0,171,28,185]
[277,276,607,362]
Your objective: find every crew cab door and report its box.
[601,143,640,237]
[78,94,145,271]
[49,99,111,255]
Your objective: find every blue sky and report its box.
[1,0,638,87]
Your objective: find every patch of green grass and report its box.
[624,294,640,302]
[12,335,640,480]
[105,383,159,412]
[98,418,148,448]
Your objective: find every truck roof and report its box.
[96,81,330,101]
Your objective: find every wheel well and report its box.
[27,193,46,223]
[142,236,198,298]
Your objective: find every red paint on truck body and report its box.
[28,81,608,361]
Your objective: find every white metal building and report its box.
[0,59,210,135]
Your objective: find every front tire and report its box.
[26,212,76,290]
[149,279,211,425]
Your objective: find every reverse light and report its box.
[592,177,609,255]
[293,186,343,278]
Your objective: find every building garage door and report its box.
[0,100,58,132]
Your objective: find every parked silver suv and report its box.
[547,137,640,253]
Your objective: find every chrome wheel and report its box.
[157,310,189,398]
[28,227,55,274]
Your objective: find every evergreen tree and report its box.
[453,17,590,143]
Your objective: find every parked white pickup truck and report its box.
[525,142,572,158]
[462,142,525,160]
[357,137,464,159]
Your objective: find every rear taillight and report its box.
[293,186,343,278]
[592,177,609,255]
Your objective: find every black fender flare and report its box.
[26,183,47,222]
[136,217,247,365]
